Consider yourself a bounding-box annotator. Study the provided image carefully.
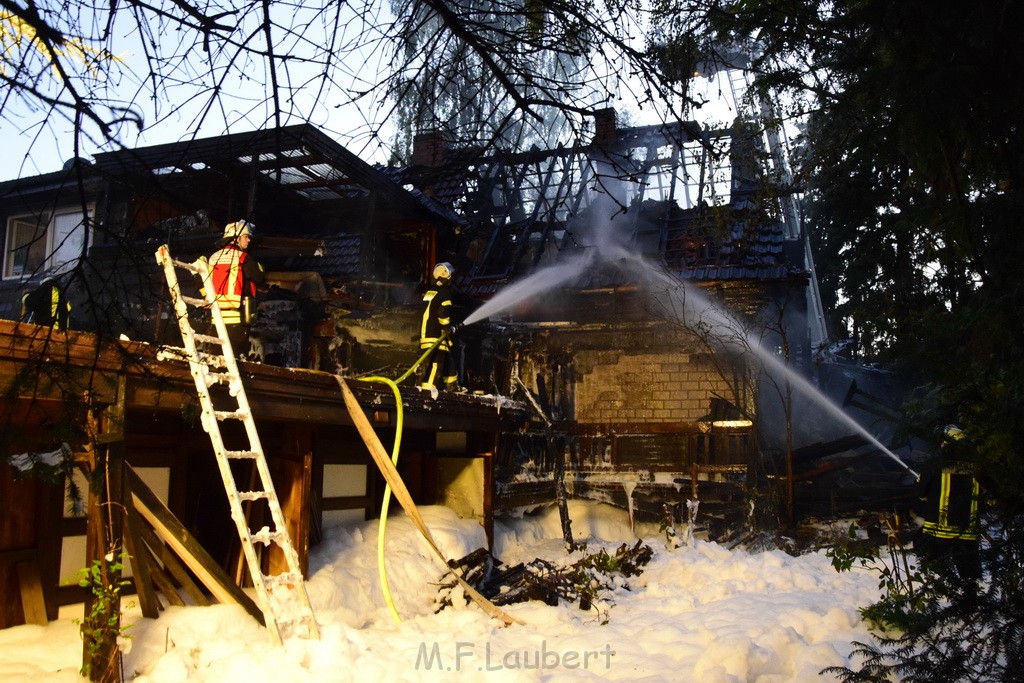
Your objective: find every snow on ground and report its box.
[0,501,885,682]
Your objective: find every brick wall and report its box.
[591,107,618,146]
[573,347,735,424]
[410,131,447,167]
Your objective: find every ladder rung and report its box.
[172,258,203,273]
[275,615,318,639]
[158,346,228,369]
[193,333,226,346]
[214,409,248,421]
[201,355,230,369]
[277,614,317,626]
[225,449,259,459]
[263,572,302,589]
[251,529,285,545]
[156,347,190,363]
[204,373,232,386]
[238,491,270,501]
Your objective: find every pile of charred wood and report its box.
[435,541,653,616]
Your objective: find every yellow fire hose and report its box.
[360,337,442,623]
[351,333,519,625]
[338,369,522,626]
[356,374,405,624]
[356,337,440,624]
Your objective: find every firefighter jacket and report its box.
[21,281,70,330]
[918,461,981,541]
[207,246,264,325]
[420,280,454,351]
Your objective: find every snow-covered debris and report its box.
[0,501,884,682]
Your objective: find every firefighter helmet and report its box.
[432,262,454,281]
[223,220,254,241]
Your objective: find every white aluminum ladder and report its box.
[154,244,320,643]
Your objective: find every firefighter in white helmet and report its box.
[206,220,265,357]
[419,261,462,392]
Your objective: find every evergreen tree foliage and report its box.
[651,1,1024,679]
[826,522,1024,682]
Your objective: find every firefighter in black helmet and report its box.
[915,425,983,581]
[419,262,461,392]
[21,276,71,330]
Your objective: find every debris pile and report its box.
[435,541,653,620]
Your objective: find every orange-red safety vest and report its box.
[208,246,257,325]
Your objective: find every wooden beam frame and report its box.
[125,467,264,625]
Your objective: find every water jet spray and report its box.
[458,198,918,480]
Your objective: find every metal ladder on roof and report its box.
[154,244,320,644]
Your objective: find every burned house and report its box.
[1,110,835,629]
[388,110,822,527]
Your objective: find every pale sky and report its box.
[0,2,399,182]
[0,1,742,184]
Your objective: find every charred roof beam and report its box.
[93,124,454,227]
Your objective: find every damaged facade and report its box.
[1,110,824,627]
[395,110,817,527]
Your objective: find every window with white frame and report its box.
[3,208,91,279]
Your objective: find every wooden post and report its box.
[82,377,126,683]
[483,438,496,550]
[552,428,574,550]
[35,465,63,623]
[288,425,314,577]
[299,446,314,576]
[691,461,699,502]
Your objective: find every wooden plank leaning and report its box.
[125,466,264,625]
[334,376,524,626]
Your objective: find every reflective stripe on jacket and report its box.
[21,283,71,330]
[208,246,257,324]
[420,282,453,351]
[920,463,980,541]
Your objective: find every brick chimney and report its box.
[592,107,618,146]
[411,130,447,167]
